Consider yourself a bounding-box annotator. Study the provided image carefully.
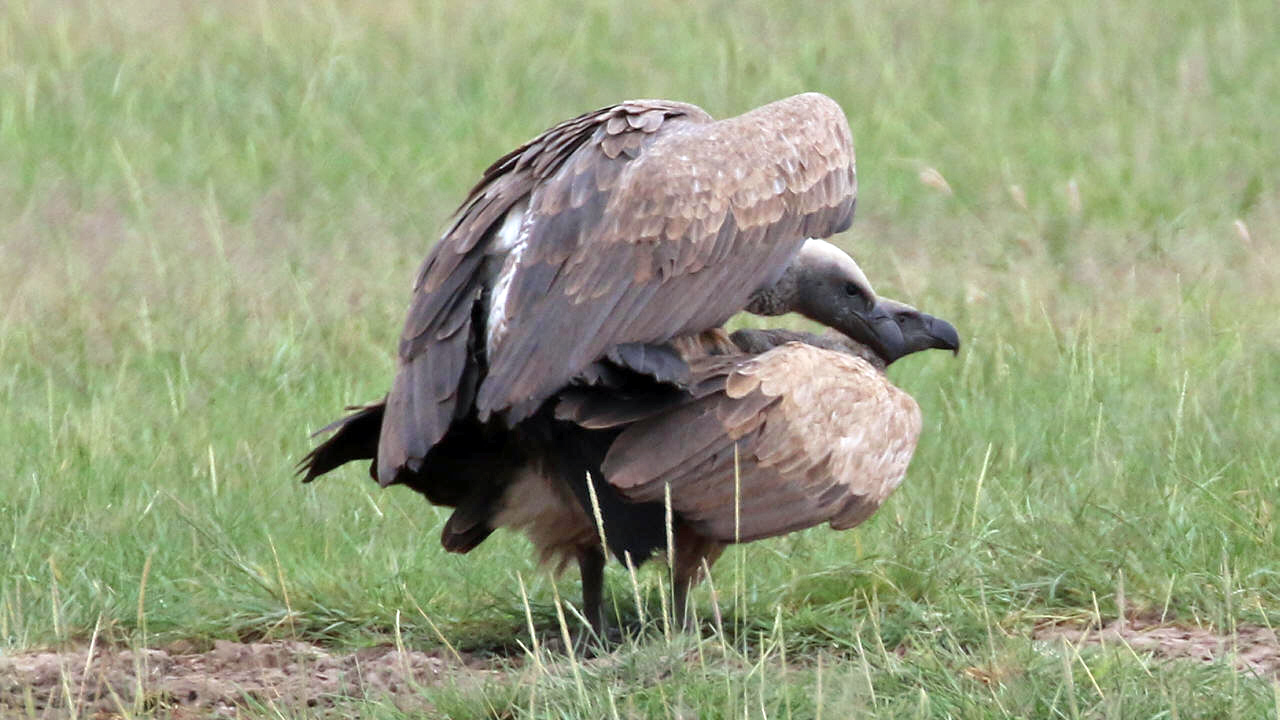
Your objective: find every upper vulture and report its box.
[373,93,901,490]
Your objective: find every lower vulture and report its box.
[554,298,959,628]
[300,276,958,636]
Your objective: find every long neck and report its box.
[745,267,800,317]
[729,329,887,371]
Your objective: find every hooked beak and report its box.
[891,311,960,366]
[921,315,960,356]
[872,297,960,365]
[844,301,906,363]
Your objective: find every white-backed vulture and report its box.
[373,93,901,491]
[555,299,959,627]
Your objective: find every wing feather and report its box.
[600,343,922,542]
[477,93,857,422]
[380,94,857,484]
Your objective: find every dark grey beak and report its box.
[871,298,961,366]
[922,315,960,355]
[845,302,906,363]
[895,312,960,363]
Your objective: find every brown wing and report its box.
[379,94,856,485]
[475,92,858,421]
[600,343,922,543]
[379,99,708,482]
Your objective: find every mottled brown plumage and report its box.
[553,301,958,626]
[603,340,922,543]
[299,94,963,638]
[301,298,957,636]
[378,93,859,487]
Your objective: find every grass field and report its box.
[3,0,1279,716]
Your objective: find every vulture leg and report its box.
[672,573,692,632]
[671,524,725,631]
[576,544,607,640]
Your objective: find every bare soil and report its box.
[5,619,1277,717]
[1035,617,1280,679]
[0,639,498,718]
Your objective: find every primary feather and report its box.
[378,93,857,487]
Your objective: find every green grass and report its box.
[3,0,1279,716]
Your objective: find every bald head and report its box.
[746,239,904,361]
[794,238,875,297]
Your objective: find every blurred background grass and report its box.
[2,0,1278,715]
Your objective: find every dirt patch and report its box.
[0,639,497,718]
[1035,617,1280,679]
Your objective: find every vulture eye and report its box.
[843,282,861,297]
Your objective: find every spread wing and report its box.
[474,92,857,420]
[380,93,857,484]
[597,343,922,543]
[380,99,707,480]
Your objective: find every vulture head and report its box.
[747,239,905,361]
[880,298,960,363]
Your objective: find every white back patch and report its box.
[492,199,529,251]
[486,201,530,353]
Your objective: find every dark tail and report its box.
[297,400,386,483]
[440,499,497,553]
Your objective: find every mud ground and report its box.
[1035,617,1280,679]
[3,619,1277,717]
[0,639,500,718]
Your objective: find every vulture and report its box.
[372,92,896,491]
[555,298,959,626]
[300,93,941,635]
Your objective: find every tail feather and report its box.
[298,400,386,483]
[441,503,496,553]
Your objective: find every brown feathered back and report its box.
[378,94,858,486]
[590,337,922,543]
